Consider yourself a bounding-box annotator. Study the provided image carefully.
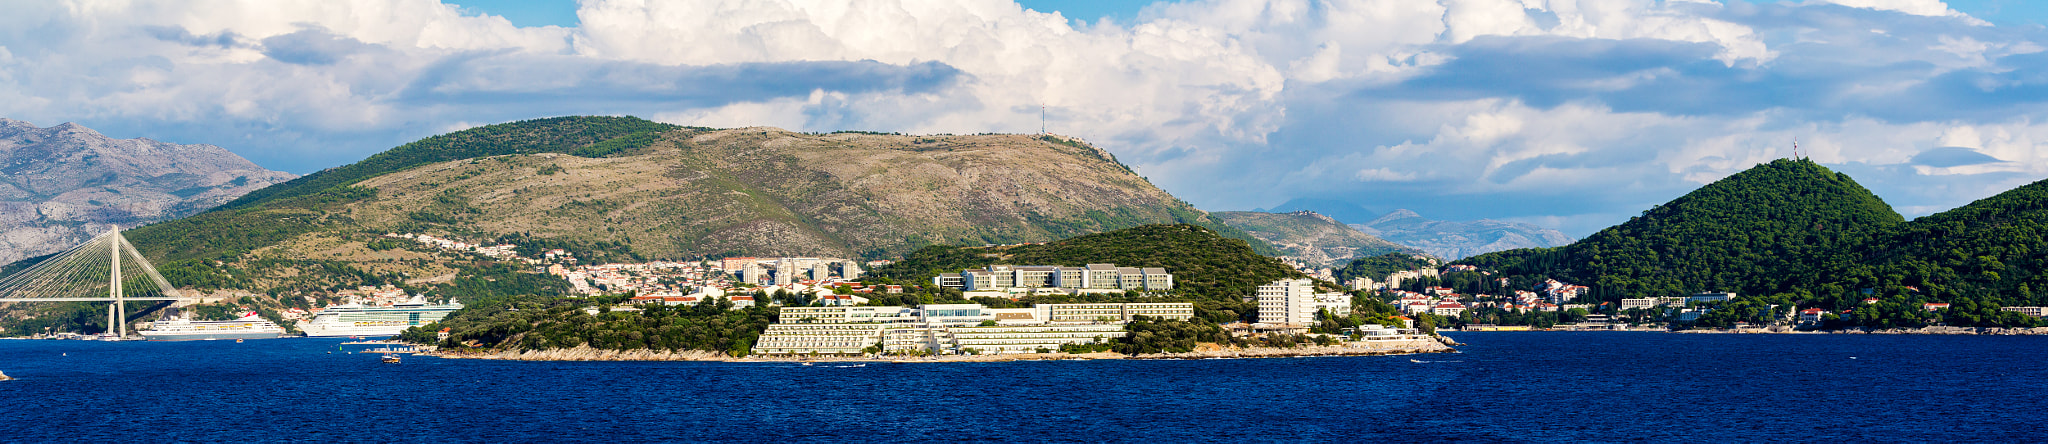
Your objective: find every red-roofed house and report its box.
[1799,308,1829,324]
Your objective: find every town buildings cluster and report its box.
[550,257,881,309]
[754,302,1197,355]
[386,233,532,261]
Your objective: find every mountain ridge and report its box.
[0,118,296,265]
[1211,210,1420,267]
[91,116,1273,296]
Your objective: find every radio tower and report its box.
[1792,138,1801,160]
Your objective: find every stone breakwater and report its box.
[426,338,1457,363]
[433,346,732,361]
[1130,338,1455,360]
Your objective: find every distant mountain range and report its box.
[1210,210,1419,267]
[1352,209,1574,260]
[0,118,294,265]
[1262,199,1573,260]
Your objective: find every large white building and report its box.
[754,302,1194,355]
[721,257,863,285]
[932,264,1173,293]
[1255,279,1352,327]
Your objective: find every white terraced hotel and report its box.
[753,302,1193,355]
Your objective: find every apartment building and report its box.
[932,263,1173,293]
[1255,278,1352,327]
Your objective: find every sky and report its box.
[7,1,2048,237]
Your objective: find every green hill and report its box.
[1813,178,2048,327]
[1334,253,1441,283]
[867,224,1302,300]
[1459,159,1903,301]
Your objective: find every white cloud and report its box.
[1811,0,1977,21]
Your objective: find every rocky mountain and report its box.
[1210,210,1420,267]
[0,118,295,265]
[1351,209,1574,260]
[106,116,1271,297]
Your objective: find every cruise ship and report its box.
[298,297,464,338]
[138,312,286,341]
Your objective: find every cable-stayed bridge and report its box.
[0,229,192,337]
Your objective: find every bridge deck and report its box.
[0,298,190,302]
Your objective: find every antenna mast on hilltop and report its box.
[1792,138,1802,160]
[1041,104,1046,135]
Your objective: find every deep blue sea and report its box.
[3,332,2045,442]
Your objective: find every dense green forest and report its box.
[1460,159,1903,303]
[400,295,774,356]
[1333,253,1440,283]
[864,224,1304,301]
[1454,158,2048,329]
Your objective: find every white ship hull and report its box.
[139,330,284,341]
[297,300,463,338]
[138,314,286,341]
[297,322,416,338]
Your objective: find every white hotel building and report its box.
[755,302,1195,355]
[1255,278,1352,328]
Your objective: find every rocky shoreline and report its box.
[425,337,1458,363]
[1828,326,2048,335]
[1675,326,2048,335]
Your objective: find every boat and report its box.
[380,354,400,364]
[138,312,285,341]
[297,297,463,338]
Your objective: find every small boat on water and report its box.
[381,354,401,364]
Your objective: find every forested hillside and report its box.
[1334,253,1441,283]
[1447,158,2048,328]
[1459,159,1903,302]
